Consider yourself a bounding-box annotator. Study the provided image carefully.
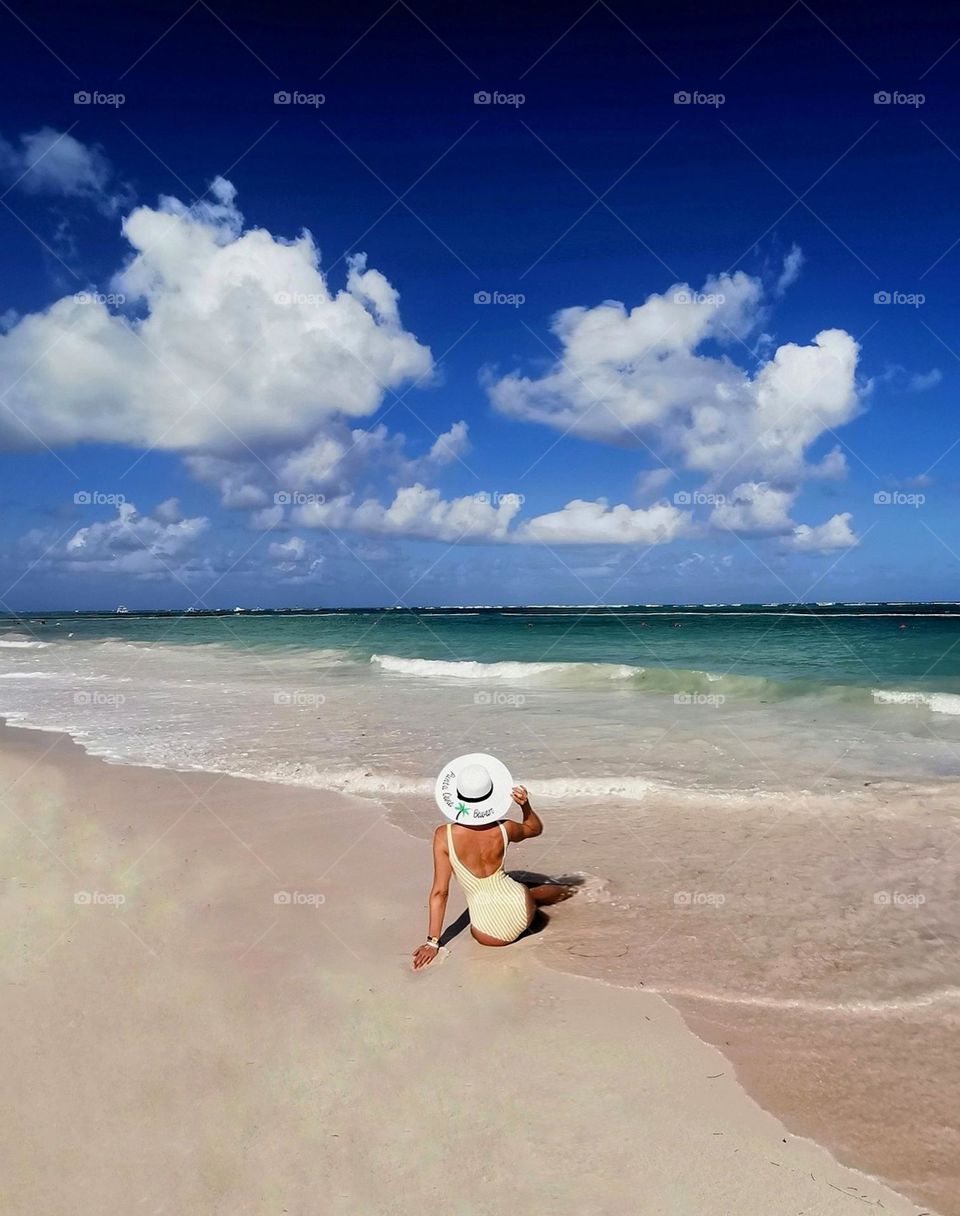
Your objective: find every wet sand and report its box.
[465,786,959,1216]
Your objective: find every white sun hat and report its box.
[434,752,516,825]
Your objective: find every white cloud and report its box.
[184,417,474,525]
[515,499,693,545]
[184,454,272,508]
[0,127,131,214]
[48,501,210,577]
[293,483,521,543]
[268,536,305,561]
[426,420,470,466]
[790,512,857,552]
[273,418,470,496]
[0,175,865,565]
[487,269,862,485]
[775,244,804,295]
[267,536,313,575]
[809,446,847,480]
[251,504,285,529]
[676,551,704,574]
[153,496,183,524]
[291,487,693,548]
[266,534,324,582]
[711,481,859,552]
[0,178,432,453]
[634,467,674,502]
[711,482,795,535]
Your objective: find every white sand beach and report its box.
[0,723,936,1216]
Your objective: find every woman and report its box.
[412,759,572,969]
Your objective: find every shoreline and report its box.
[0,720,937,1215]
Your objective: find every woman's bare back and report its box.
[447,822,507,877]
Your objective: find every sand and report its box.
[0,723,935,1216]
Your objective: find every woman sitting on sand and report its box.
[412,753,572,970]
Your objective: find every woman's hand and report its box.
[412,943,439,970]
[512,785,543,838]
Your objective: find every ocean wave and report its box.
[371,653,636,683]
[369,653,960,716]
[370,653,784,699]
[0,634,49,648]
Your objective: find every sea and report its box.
[1,603,958,1211]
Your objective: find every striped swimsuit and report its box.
[446,822,531,943]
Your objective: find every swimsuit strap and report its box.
[498,821,509,852]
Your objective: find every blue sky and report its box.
[0,0,958,609]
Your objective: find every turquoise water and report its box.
[3,603,960,800]
[8,604,960,693]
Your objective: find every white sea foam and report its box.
[0,636,49,648]
[370,653,635,682]
[232,762,673,804]
[872,688,960,715]
[646,982,960,1018]
[253,763,435,796]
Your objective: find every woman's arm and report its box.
[412,826,452,970]
[505,785,542,841]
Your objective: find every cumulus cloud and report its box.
[0,177,432,453]
[182,416,474,526]
[0,127,132,214]
[710,482,795,535]
[24,501,210,578]
[288,486,693,547]
[425,420,470,466]
[293,483,522,543]
[153,496,183,524]
[251,504,285,529]
[710,481,859,552]
[269,536,305,562]
[183,454,272,509]
[0,175,863,563]
[487,269,862,485]
[274,419,470,497]
[267,536,323,578]
[515,499,692,546]
[790,512,857,552]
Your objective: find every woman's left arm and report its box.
[412,826,452,970]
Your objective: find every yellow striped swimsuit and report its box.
[446,822,531,943]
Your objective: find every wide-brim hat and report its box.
[434,752,516,825]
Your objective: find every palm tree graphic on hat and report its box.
[455,801,470,819]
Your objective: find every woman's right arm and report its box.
[412,826,451,970]
[507,785,543,840]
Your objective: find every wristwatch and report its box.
[425,936,440,949]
